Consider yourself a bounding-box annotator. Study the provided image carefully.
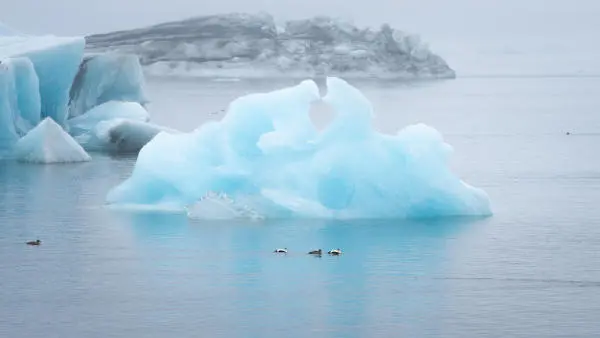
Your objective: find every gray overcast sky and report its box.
[2,0,599,74]
[2,0,599,39]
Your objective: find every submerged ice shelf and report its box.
[107,77,492,219]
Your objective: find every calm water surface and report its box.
[1,75,599,337]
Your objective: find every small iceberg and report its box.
[68,100,175,153]
[68,100,150,135]
[14,117,91,163]
[82,118,176,153]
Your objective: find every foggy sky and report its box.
[2,0,599,41]
[3,0,600,75]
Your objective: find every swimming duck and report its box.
[328,248,342,255]
[26,239,41,246]
[308,249,322,255]
[273,248,288,253]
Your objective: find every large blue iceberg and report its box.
[68,52,149,118]
[65,53,160,154]
[1,22,158,158]
[1,31,85,154]
[0,35,85,125]
[107,77,492,219]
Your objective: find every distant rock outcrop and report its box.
[86,13,455,80]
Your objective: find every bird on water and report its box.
[328,248,342,255]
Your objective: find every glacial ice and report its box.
[107,77,492,219]
[9,58,41,130]
[0,57,40,153]
[68,52,149,118]
[77,118,176,153]
[0,22,156,157]
[0,31,85,155]
[0,35,85,125]
[14,117,91,163]
[68,101,149,134]
[68,100,175,153]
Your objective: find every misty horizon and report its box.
[2,1,600,76]
[3,0,600,42]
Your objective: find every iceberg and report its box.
[63,53,157,153]
[76,118,176,153]
[68,52,149,118]
[14,117,91,163]
[63,53,159,154]
[0,35,85,125]
[0,22,156,158]
[0,57,40,153]
[68,100,175,153]
[68,100,149,135]
[0,28,85,154]
[107,77,491,219]
[9,58,41,130]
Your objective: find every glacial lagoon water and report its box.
[1,75,600,337]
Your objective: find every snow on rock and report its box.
[14,117,91,163]
[106,77,491,219]
[86,13,455,80]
